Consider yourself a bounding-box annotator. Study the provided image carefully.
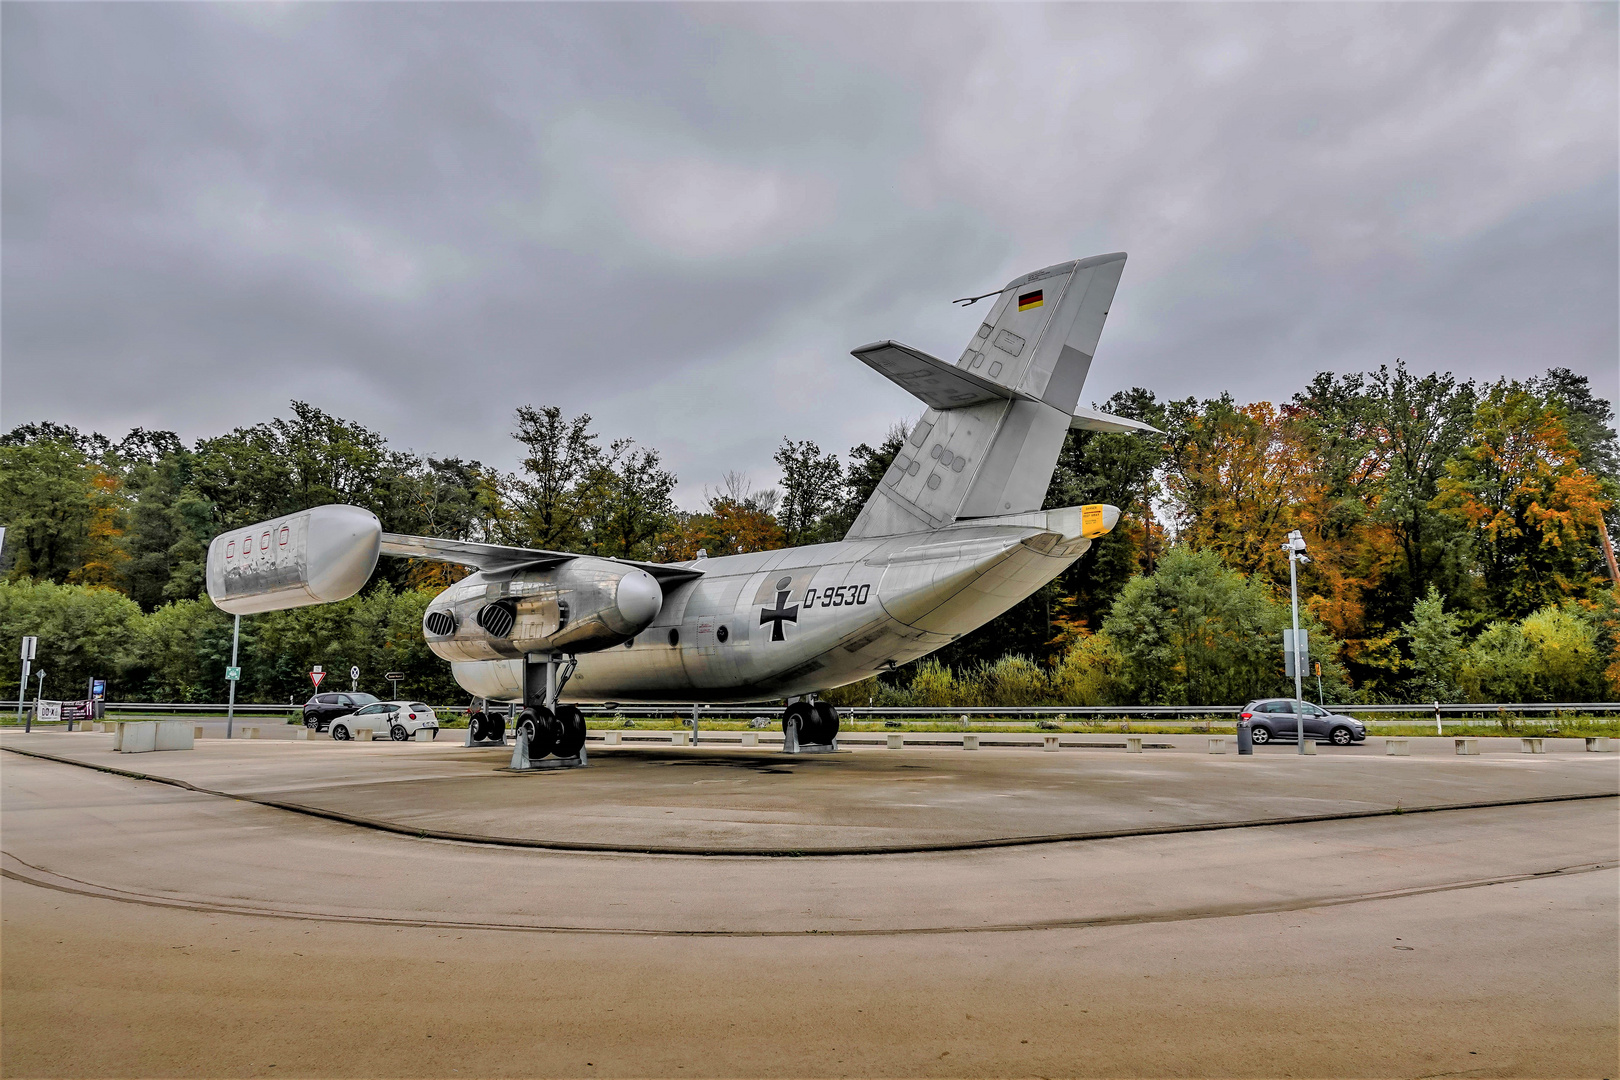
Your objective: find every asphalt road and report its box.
[2,734,1616,1077]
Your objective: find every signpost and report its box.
[350,666,360,693]
[1282,529,1311,754]
[18,636,36,731]
[385,671,405,699]
[226,613,241,740]
[310,665,325,689]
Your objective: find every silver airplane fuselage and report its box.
[437,505,1109,704]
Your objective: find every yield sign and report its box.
[310,670,326,689]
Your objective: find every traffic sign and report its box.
[310,670,326,689]
[350,666,360,680]
[20,636,36,661]
[384,671,405,682]
[225,667,241,682]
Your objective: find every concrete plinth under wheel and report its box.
[2,730,1615,1078]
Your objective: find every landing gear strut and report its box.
[509,653,587,771]
[783,699,840,754]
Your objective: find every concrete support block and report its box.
[886,733,904,750]
[1125,736,1143,753]
[1301,740,1317,755]
[352,726,376,742]
[241,726,259,740]
[1385,738,1410,756]
[155,720,194,751]
[1454,737,1480,756]
[1208,737,1228,754]
[413,728,433,742]
[1520,737,1545,754]
[293,728,310,741]
[1586,737,1614,752]
[603,730,622,745]
[962,734,979,750]
[111,722,125,750]
[119,722,157,754]
[739,732,757,747]
[671,730,690,746]
[194,725,206,740]
[1042,734,1060,752]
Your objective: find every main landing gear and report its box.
[509,653,587,771]
[782,699,840,753]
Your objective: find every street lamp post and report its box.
[1283,530,1310,755]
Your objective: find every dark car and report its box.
[1241,699,1366,746]
[302,692,380,732]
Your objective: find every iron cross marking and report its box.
[759,590,799,641]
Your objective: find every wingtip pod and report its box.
[1080,504,1121,539]
[205,504,381,615]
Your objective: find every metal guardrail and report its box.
[3,700,1616,722]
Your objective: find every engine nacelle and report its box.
[423,558,662,661]
[206,505,381,615]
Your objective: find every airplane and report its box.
[204,252,1158,762]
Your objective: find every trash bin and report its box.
[1236,719,1253,755]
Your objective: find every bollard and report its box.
[1042,734,1060,752]
[1236,720,1253,756]
[886,733,904,750]
[1520,737,1545,754]
[603,730,623,745]
[739,731,757,747]
[1385,738,1410,756]
[1208,737,1228,754]
[671,730,690,746]
[962,733,979,750]
[414,728,433,742]
[1300,740,1317,755]
[1586,737,1614,753]
[1454,737,1479,756]
[293,728,310,741]
[1125,736,1142,754]
[194,725,206,740]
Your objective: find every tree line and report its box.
[2,361,1615,706]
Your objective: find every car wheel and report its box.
[1330,725,1354,746]
[332,724,350,741]
[304,716,316,728]
[1250,724,1272,744]
[391,724,409,742]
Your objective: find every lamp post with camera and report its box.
[1283,530,1310,754]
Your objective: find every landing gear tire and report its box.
[810,701,840,744]
[554,705,587,758]
[784,701,815,744]
[469,712,488,742]
[1250,725,1271,744]
[520,707,558,758]
[391,724,409,742]
[487,714,507,743]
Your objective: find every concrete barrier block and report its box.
[241,726,259,740]
[962,734,979,750]
[120,722,157,754]
[1454,737,1480,756]
[1042,734,1060,752]
[1301,740,1317,755]
[603,730,622,745]
[1585,737,1614,752]
[739,731,756,747]
[1125,736,1143,754]
[1208,737,1228,754]
[292,728,310,741]
[194,725,206,739]
[886,733,904,750]
[1520,737,1546,754]
[414,728,433,742]
[155,720,194,751]
[671,731,690,746]
[111,722,124,750]
[1385,738,1410,756]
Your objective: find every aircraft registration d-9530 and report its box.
[205,253,1157,760]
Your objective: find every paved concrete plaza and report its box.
[2,730,1615,1076]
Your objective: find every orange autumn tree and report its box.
[1433,380,1611,617]
[68,467,129,588]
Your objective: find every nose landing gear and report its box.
[783,699,841,753]
[508,654,588,771]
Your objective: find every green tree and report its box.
[0,580,142,701]
[774,438,844,545]
[0,439,93,582]
[1401,585,1463,702]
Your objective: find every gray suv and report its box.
[1241,699,1366,746]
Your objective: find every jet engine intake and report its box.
[423,558,664,662]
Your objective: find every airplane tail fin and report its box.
[845,253,1127,538]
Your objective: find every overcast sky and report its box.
[4,2,1616,507]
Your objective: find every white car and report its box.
[329,701,440,742]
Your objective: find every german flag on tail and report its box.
[1018,289,1043,312]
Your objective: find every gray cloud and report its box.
[4,2,1615,507]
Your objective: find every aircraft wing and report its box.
[851,340,1039,410]
[378,533,704,587]
[1069,408,1163,435]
